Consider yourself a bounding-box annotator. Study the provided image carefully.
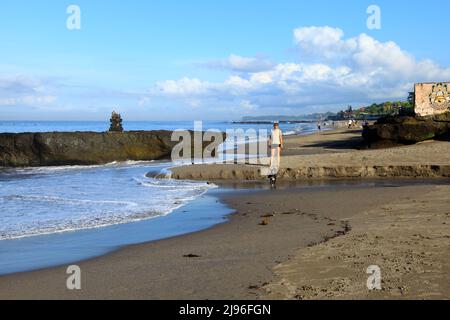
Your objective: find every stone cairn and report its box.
[109,111,124,132]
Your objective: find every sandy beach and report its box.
[263,184,450,300]
[2,182,448,300]
[170,129,450,180]
[3,0,450,305]
[0,129,449,300]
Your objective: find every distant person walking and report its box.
[317,121,322,131]
[269,123,283,171]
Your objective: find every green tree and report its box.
[407,92,415,107]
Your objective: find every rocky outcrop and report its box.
[0,131,180,167]
[363,114,450,146]
[109,111,124,132]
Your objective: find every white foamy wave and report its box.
[135,178,214,190]
[0,190,208,241]
[0,209,166,240]
[2,195,138,207]
[3,160,161,176]
[0,162,215,241]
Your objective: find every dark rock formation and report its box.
[109,111,124,132]
[0,130,225,167]
[0,131,178,167]
[363,113,450,147]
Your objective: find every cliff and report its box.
[0,131,180,167]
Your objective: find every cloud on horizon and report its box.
[143,26,450,114]
[3,26,450,119]
[0,76,57,107]
[197,54,275,73]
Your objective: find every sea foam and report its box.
[0,161,215,240]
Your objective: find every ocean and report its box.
[0,120,317,135]
[0,120,319,274]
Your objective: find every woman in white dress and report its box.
[269,123,283,170]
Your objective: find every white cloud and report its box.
[143,26,450,114]
[3,26,449,120]
[293,26,357,60]
[199,54,274,73]
[0,96,56,106]
[138,96,151,107]
[0,76,57,107]
[293,26,450,83]
[240,100,258,110]
[152,77,213,96]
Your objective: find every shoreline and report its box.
[0,128,449,299]
[1,177,448,276]
[0,127,331,275]
[169,129,450,181]
[1,180,449,299]
[0,190,232,276]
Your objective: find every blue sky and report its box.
[1,0,449,120]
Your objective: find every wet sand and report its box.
[263,184,450,300]
[1,182,448,299]
[1,129,449,300]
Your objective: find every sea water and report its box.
[0,120,318,135]
[0,161,216,241]
[0,120,318,274]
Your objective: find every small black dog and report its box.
[268,174,277,188]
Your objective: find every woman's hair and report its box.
[273,122,279,129]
